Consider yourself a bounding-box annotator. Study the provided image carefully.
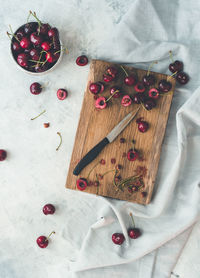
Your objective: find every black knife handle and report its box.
[73,137,109,176]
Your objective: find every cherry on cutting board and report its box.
[0,149,7,161]
[121,95,132,107]
[76,178,88,190]
[110,86,121,98]
[136,118,149,133]
[112,233,125,245]
[144,98,156,110]
[95,97,107,109]
[57,88,68,100]
[148,88,159,99]
[30,82,42,95]
[43,204,55,215]
[89,82,104,94]
[76,55,88,66]
[127,149,139,161]
[36,231,55,248]
[134,82,145,93]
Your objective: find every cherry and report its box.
[36,231,55,248]
[89,83,101,94]
[95,97,107,109]
[134,82,145,93]
[100,159,106,165]
[43,204,55,215]
[16,29,25,40]
[124,75,136,86]
[143,74,155,86]
[41,41,51,51]
[144,99,156,110]
[169,60,183,73]
[76,55,88,66]
[133,93,145,104]
[176,72,189,85]
[46,51,59,63]
[148,88,159,99]
[136,118,149,133]
[127,149,138,161]
[120,138,125,143]
[37,23,50,35]
[158,79,172,92]
[30,32,43,46]
[43,123,50,128]
[17,53,29,67]
[30,82,42,95]
[12,42,21,52]
[111,158,116,164]
[48,28,59,38]
[112,233,125,245]
[35,63,48,73]
[76,178,87,191]
[121,95,132,107]
[128,228,141,239]
[107,67,117,77]
[57,89,68,100]
[20,37,31,49]
[52,39,60,51]
[29,49,40,61]
[110,86,121,98]
[24,22,38,35]
[103,74,114,82]
[0,149,7,161]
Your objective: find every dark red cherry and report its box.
[76,55,88,66]
[24,22,38,35]
[136,118,149,133]
[112,233,125,245]
[95,97,107,109]
[103,74,115,82]
[37,23,50,35]
[41,41,51,51]
[76,178,88,191]
[144,99,156,110]
[16,29,25,40]
[158,80,172,92]
[176,71,189,85]
[36,236,48,248]
[143,74,155,86]
[20,37,31,49]
[127,149,138,161]
[17,53,29,67]
[12,42,21,52]
[124,75,136,86]
[107,67,118,77]
[169,60,183,73]
[43,204,55,215]
[30,32,43,46]
[128,228,141,239]
[121,95,132,107]
[57,89,68,100]
[35,63,48,73]
[110,86,121,98]
[46,51,59,63]
[48,28,59,38]
[30,82,42,95]
[133,93,145,104]
[0,149,7,161]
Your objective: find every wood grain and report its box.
[66,59,176,205]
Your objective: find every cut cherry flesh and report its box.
[76,178,87,191]
[121,95,132,107]
[95,97,107,109]
[127,149,138,161]
[176,71,189,85]
[169,60,183,73]
[0,149,7,161]
[43,204,55,215]
[134,82,145,93]
[30,82,42,95]
[112,233,125,245]
[76,55,88,66]
[57,89,68,100]
[110,86,121,98]
[148,88,159,99]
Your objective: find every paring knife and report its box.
[73,107,140,176]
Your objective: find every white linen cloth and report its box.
[68,0,200,275]
[0,0,200,277]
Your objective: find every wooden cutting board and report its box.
[66,59,176,204]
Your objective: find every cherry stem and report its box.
[56,132,62,151]
[29,11,42,33]
[8,25,20,42]
[87,160,100,180]
[45,231,55,242]
[54,46,69,55]
[167,71,177,81]
[120,65,129,77]
[31,109,46,120]
[105,90,120,102]
[6,32,12,41]
[169,50,174,63]
[129,213,135,228]
[147,61,158,76]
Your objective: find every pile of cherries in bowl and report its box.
[9,11,62,73]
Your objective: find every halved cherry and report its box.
[76,178,87,191]
[95,97,107,109]
[107,67,118,77]
[148,88,159,99]
[57,89,68,100]
[127,149,139,161]
[76,55,88,66]
[121,95,132,107]
[103,74,114,82]
[134,82,145,93]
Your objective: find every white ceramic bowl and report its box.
[11,23,63,75]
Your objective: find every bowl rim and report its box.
[10,22,63,75]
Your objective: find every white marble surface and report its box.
[0,1,132,277]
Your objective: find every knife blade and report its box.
[73,107,140,176]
